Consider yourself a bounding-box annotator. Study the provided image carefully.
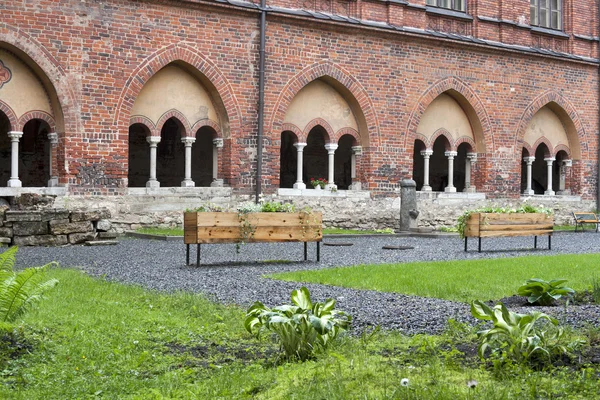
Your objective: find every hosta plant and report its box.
[0,246,58,325]
[470,300,581,365]
[517,278,575,306]
[244,287,351,361]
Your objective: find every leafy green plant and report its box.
[260,201,295,213]
[470,300,581,365]
[244,287,351,361]
[456,204,553,238]
[0,246,58,325]
[186,203,224,212]
[517,278,575,306]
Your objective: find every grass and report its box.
[136,227,184,236]
[269,254,600,303]
[2,267,600,399]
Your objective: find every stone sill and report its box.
[520,194,582,202]
[0,187,68,196]
[277,188,371,199]
[417,191,486,199]
[127,187,232,196]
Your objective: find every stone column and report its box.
[293,142,307,189]
[211,138,224,187]
[400,179,418,232]
[146,136,161,188]
[544,157,555,196]
[47,132,59,187]
[558,159,572,195]
[465,152,477,193]
[7,131,23,187]
[444,150,458,193]
[181,137,196,187]
[324,143,338,190]
[350,145,362,190]
[420,149,433,191]
[523,156,535,195]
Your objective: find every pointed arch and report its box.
[129,115,157,136]
[156,110,191,137]
[554,144,571,158]
[406,76,493,153]
[282,123,304,142]
[532,137,554,157]
[113,42,241,139]
[304,118,334,143]
[18,110,56,132]
[454,136,476,152]
[191,119,222,138]
[0,100,18,130]
[335,127,360,144]
[516,91,585,160]
[0,23,76,134]
[429,128,453,151]
[270,60,379,147]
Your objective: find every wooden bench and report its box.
[184,211,323,266]
[573,212,599,232]
[464,213,553,252]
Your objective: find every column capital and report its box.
[181,136,196,145]
[562,159,573,167]
[444,151,458,158]
[8,131,23,140]
[147,136,161,145]
[294,142,307,151]
[466,152,478,161]
[351,145,363,155]
[420,149,433,158]
[213,138,224,148]
[523,156,536,164]
[324,143,338,153]
[544,157,556,164]
[47,132,59,145]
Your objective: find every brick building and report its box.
[0,0,598,228]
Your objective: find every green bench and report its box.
[573,212,599,232]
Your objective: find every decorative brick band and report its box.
[281,123,304,142]
[191,119,222,138]
[0,100,18,130]
[18,110,56,131]
[129,115,156,135]
[429,128,453,151]
[531,136,554,157]
[156,109,192,137]
[303,118,334,142]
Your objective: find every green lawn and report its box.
[2,267,599,399]
[269,254,600,303]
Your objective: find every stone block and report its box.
[71,209,111,222]
[13,221,49,236]
[98,231,118,239]
[49,220,93,235]
[85,240,118,246]
[13,235,68,247]
[5,211,42,222]
[0,237,11,244]
[41,209,70,222]
[95,219,112,231]
[68,231,97,244]
[0,227,12,237]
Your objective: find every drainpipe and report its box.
[598,3,600,211]
[256,0,266,203]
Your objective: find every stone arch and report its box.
[129,116,157,136]
[406,76,493,153]
[454,136,476,153]
[532,137,553,158]
[522,143,534,157]
[516,91,585,160]
[191,119,222,139]
[0,100,17,130]
[0,24,77,134]
[281,123,304,142]
[429,128,453,151]
[271,60,379,147]
[554,144,571,159]
[113,42,241,140]
[304,118,333,143]
[18,110,56,132]
[156,110,191,137]
[335,127,360,145]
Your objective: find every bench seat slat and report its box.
[480,224,553,231]
[478,229,553,238]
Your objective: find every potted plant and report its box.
[310,177,327,190]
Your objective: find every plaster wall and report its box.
[524,106,570,154]
[416,94,473,144]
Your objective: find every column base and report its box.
[522,189,534,195]
[181,180,195,188]
[444,186,457,193]
[465,186,477,193]
[293,182,306,189]
[146,180,160,189]
[210,179,224,187]
[544,190,555,196]
[48,177,59,187]
[7,179,22,188]
[349,182,362,190]
[421,185,432,192]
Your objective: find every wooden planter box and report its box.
[464,213,553,252]
[184,211,323,265]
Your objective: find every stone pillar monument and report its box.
[399,179,419,232]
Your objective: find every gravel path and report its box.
[13,232,600,335]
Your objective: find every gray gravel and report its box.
[12,232,600,335]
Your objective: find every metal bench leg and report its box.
[304,242,307,261]
[317,241,321,262]
[478,237,481,253]
[549,235,551,250]
[196,244,201,266]
[186,244,190,266]
[464,237,468,252]
[534,236,537,249]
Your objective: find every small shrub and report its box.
[470,300,582,366]
[517,278,575,306]
[591,276,600,304]
[186,203,224,212]
[0,246,59,324]
[244,287,351,361]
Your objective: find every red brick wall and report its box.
[0,0,598,199]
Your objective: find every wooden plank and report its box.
[480,223,553,231]
[479,229,553,238]
[480,213,552,224]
